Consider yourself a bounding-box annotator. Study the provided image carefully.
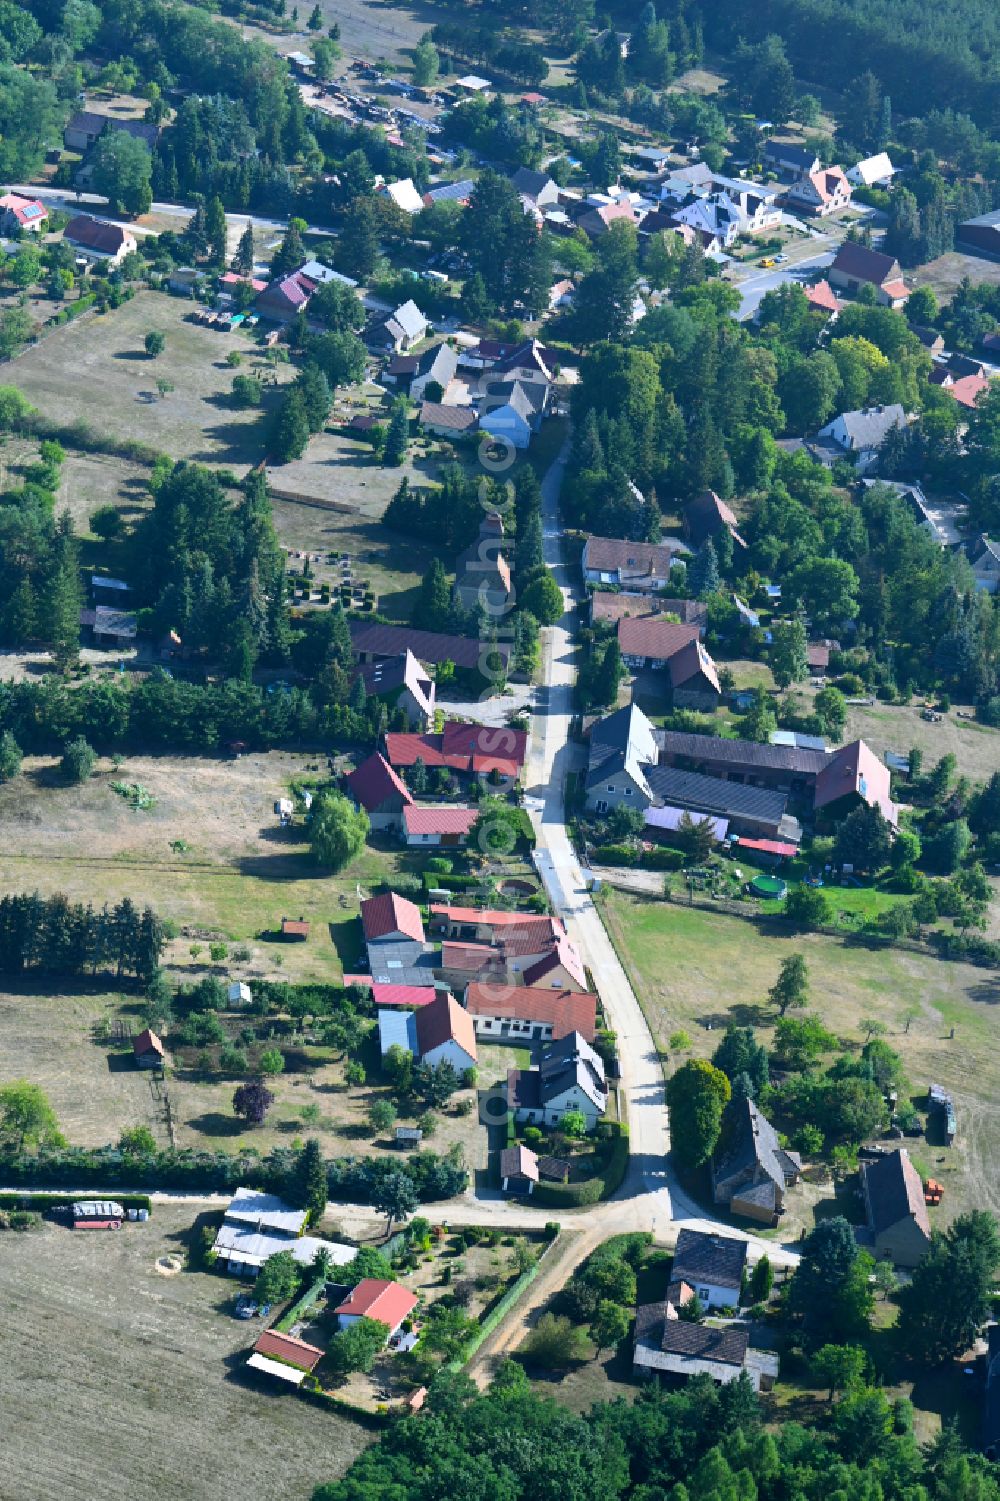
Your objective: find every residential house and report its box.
[500,1143,540,1195]
[350,619,511,676]
[357,648,436,728]
[911,324,946,355]
[763,141,821,178]
[409,342,459,404]
[211,1186,354,1276]
[549,278,575,310]
[966,534,1000,594]
[255,267,323,323]
[814,738,898,828]
[79,605,137,645]
[846,152,896,188]
[414,989,478,1069]
[431,908,587,993]
[816,404,906,471]
[957,209,1000,262]
[0,194,47,234]
[345,751,414,832]
[591,592,708,635]
[633,1304,779,1390]
[63,215,137,265]
[828,240,909,306]
[669,638,723,710]
[618,616,700,671]
[385,721,527,781]
[402,805,478,846]
[582,535,690,592]
[804,279,842,316]
[478,380,544,450]
[584,701,659,814]
[64,109,110,151]
[510,167,560,209]
[783,165,853,217]
[576,200,638,239]
[858,1148,932,1267]
[671,1228,747,1310]
[683,490,748,550]
[859,476,964,547]
[334,1279,418,1337]
[133,1028,164,1069]
[453,511,513,615]
[713,1097,801,1225]
[381,177,425,214]
[507,1031,608,1130]
[419,402,477,439]
[463,981,598,1044]
[930,367,992,410]
[381,299,429,352]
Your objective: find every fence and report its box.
[446,1233,559,1371]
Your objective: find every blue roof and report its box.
[378,1009,418,1056]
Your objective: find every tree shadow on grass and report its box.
[186,1111,245,1138]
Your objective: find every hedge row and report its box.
[446,1243,553,1369]
[532,1135,629,1208]
[47,293,97,328]
[0,1190,152,1212]
[591,845,685,872]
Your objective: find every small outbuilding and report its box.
[228,981,252,1008]
[72,1200,125,1230]
[280,917,310,941]
[133,1028,165,1069]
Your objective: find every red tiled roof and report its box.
[733,837,799,858]
[281,917,310,937]
[254,1329,324,1372]
[361,891,425,944]
[521,935,587,991]
[415,991,477,1060]
[814,739,897,826]
[464,982,597,1041]
[441,721,527,767]
[804,279,841,313]
[334,1278,418,1330]
[441,940,497,973]
[618,616,698,662]
[948,373,991,409]
[668,638,722,695]
[430,904,553,927]
[0,193,46,227]
[133,1027,164,1058]
[371,984,439,1007]
[346,752,413,812]
[880,278,909,301]
[403,805,478,836]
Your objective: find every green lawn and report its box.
[599,890,1000,1223]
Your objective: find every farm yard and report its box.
[9,292,293,472]
[0,1206,369,1501]
[600,891,1000,1226]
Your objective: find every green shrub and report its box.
[639,847,685,871]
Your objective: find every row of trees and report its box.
[0,894,164,984]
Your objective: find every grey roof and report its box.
[672,1228,748,1291]
[861,1149,931,1239]
[426,179,475,203]
[510,166,555,199]
[714,1097,799,1197]
[368,941,438,987]
[656,1318,749,1366]
[484,378,547,415]
[655,730,828,777]
[387,299,427,340]
[960,210,1000,229]
[350,619,510,673]
[764,141,819,169]
[225,1187,307,1234]
[416,341,458,384]
[644,765,788,825]
[587,703,658,797]
[509,1032,608,1114]
[823,404,905,451]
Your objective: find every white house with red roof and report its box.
[402,804,479,847]
[0,193,47,233]
[334,1278,418,1338]
[414,990,478,1069]
[784,165,853,217]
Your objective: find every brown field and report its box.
[910,251,1000,302]
[0,1206,368,1501]
[601,891,1000,1225]
[844,699,1000,786]
[9,291,294,472]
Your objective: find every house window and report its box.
[699,1287,710,1300]
[595,800,608,814]
[623,787,633,797]
[606,785,616,793]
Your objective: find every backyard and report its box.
[600,890,1000,1223]
[0,1205,369,1501]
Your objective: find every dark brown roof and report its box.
[618,617,698,662]
[419,402,477,431]
[350,620,510,673]
[500,1143,539,1182]
[831,239,900,287]
[657,1318,750,1366]
[684,490,745,549]
[64,215,134,255]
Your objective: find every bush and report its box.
[61,736,97,783]
[639,847,685,871]
[591,844,639,867]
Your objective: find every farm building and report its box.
[212,1187,353,1277]
[247,1327,325,1386]
[133,1028,165,1069]
[463,981,597,1044]
[345,751,414,832]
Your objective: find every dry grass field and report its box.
[601,891,1000,1224]
[0,750,400,984]
[0,1206,368,1501]
[10,292,293,472]
[910,251,1000,301]
[844,699,1000,785]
